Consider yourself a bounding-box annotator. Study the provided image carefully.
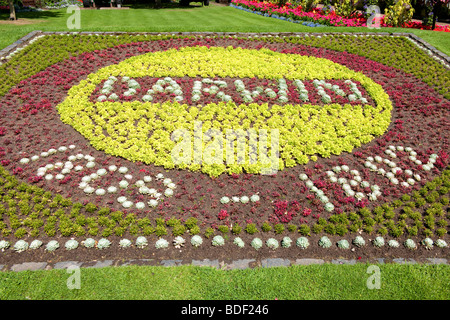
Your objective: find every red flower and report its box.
[218,209,229,220]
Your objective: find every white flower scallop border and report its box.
[0,235,447,253]
[19,145,177,210]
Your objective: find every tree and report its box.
[424,0,450,29]
[8,0,16,21]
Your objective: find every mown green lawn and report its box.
[0,4,449,301]
[0,263,448,300]
[0,4,449,55]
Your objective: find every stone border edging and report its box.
[1,257,448,272]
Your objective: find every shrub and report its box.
[155,225,168,237]
[45,240,60,251]
[82,238,96,248]
[281,236,292,248]
[251,238,263,250]
[155,238,169,249]
[85,203,98,213]
[185,217,198,229]
[0,240,10,250]
[231,223,242,235]
[404,238,417,250]
[172,224,186,236]
[318,236,332,248]
[435,239,448,248]
[212,235,225,247]
[233,237,245,248]
[204,227,215,239]
[245,223,258,235]
[261,221,272,232]
[421,238,433,249]
[30,239,42,249]
[388,239,400,248]
[353,236,366,247]
[189,225,201,235]
[191,235,203,247]
[97,238,111,249]
[266,238,279,250]
[296,237,310,249]
[65,239,79,250]
[119,239,132,248]
[13,240,29,252]
[173,236,186,248]
[373,236,385,248]
[136,236,148,248]
[218,225,229,234]
[435,228,447,237]
[274,224,285,234]
[298,224,311,236]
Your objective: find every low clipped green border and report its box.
[0,32,448,242]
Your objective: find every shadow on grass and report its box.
[124,0,205,10]
[0,10,65,21]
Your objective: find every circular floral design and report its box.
[0,34,448,231]
[57,46,391,176]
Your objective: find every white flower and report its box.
[45,174,54,181]
[135,202,146,210]
[119,180,129,188]
[165,188,174,197]
[95,189,106,196]
[148,199,158,207]
[118,166,128,174]
[97,168,107,176]
[20,158,30,164]
[31,155,39,161]
[220,196,230,204]
[143,176,152,182]
[84,186,95,194]
[124,174,133,180]
[117,196,127,203]
[122,201,133,208]
[108,165,118,172]
[299,173,308,181]
[135,180,145,187]
[107,186,118,193]
[168,183,176,189]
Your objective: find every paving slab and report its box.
[331,259,357,265]
[10,262,47,272]
[225,259,256,270]
[191,259,220,268]
[294,258,325,265]
[426,258,448,265]
[261,258,291,268]
[160,259,183,267]
[83,260,114,268]
[53,261,83,269]
[392,258,417,264]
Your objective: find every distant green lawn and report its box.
[0,263,448,300]
[0,4,449,55]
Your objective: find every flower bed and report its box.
[230,0,450,32]
[0,32,448,262]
